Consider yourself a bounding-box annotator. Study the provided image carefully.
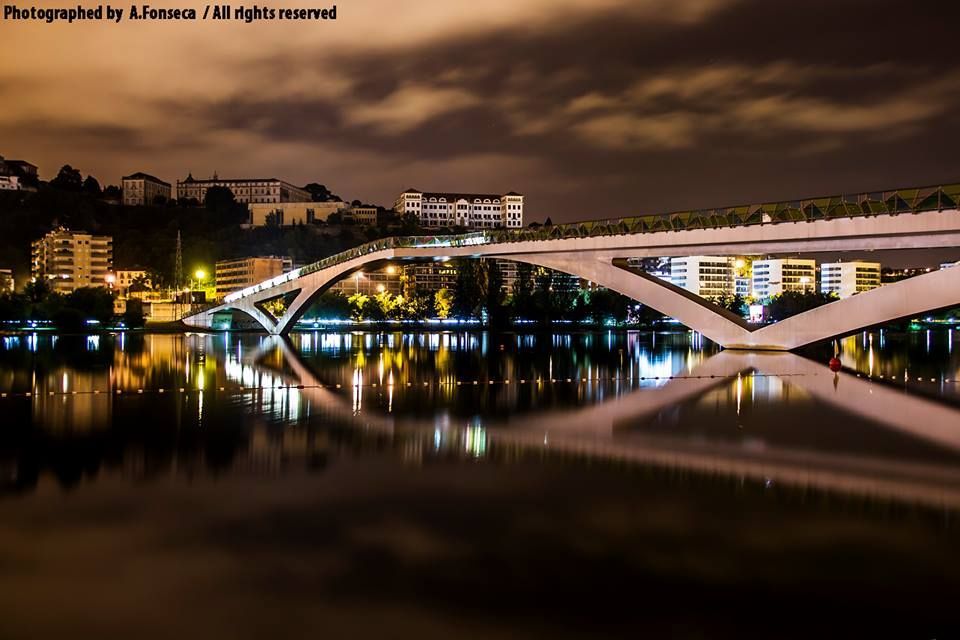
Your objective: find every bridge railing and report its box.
[214,182,959,307]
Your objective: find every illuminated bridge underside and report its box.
[183,208,960,350]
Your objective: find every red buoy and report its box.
[829,357,842,372]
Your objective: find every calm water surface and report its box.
[1,329,959,638]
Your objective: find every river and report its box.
[1,328,958,637]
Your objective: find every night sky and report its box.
[2,0,960,222]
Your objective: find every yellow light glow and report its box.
[386,265,397,274]
[105,273,116,284]
[195,269,206,280]
[734,259,745,269]
[376,284,385,292]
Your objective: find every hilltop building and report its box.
[394,188,523,229]
[0,156,38,190]
[248,201,346,226]
[178,173,311,205]
[0,174,19,191]
[122,172,171,206]
[344,205,378,225]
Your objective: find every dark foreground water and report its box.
[1,329,960,638]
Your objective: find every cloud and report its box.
[3,0,960,221]
[729,94,942,133]
[573,113,698,150]
[345,84,481,134]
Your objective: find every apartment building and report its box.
[215,256,293,300]
[670,256,736,298]
[394,188,524,229]
[331,265,404,296]
[820,261,881,298]
[752,258,816,299]
[122,172,171,206]
[0,268,14,292]
[31,228,113,293]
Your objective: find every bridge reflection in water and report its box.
[235,334,960,510]
[3,331,960,512]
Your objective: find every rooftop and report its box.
[402,188,523,200]
[122,172,170,186]
[180,173,303,187]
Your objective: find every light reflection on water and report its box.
[0,329,958,505]
[2,330,960,637]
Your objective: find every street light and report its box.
[355,270,364,294]
[195,269,206,281]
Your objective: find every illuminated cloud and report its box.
[346,84,481,134]
[1,0,958,220]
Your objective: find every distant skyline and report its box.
[3,0,960,222]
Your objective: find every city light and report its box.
[195,269,206,281]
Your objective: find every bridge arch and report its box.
[182,200,960,350]
[187,250,960,351]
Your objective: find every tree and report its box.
[511,262,534,319]
[129,274,151,293]
[123,298,146,328]
[310,291,352,320]
[0,291,26,321]
[348,292,367,321]
[23,278,52,304]
[544,217,553,226]
[483,259,507,326]
[66,287,115,324]
[766,291,838,322]
[399,212,421,235]
[585,288,630,325]
[630,304,666,327]
[374,290,398,319]
[103,185,122,200]
[51,165,83,191]
[82,175,102,196]
[204,185,236,211]
[434,288,454,319]
[152,194,167,206]
[453,259,482,319]
[712,293,748,317]
[303,183,341,202]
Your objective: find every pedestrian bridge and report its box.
[183,183,960,350]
